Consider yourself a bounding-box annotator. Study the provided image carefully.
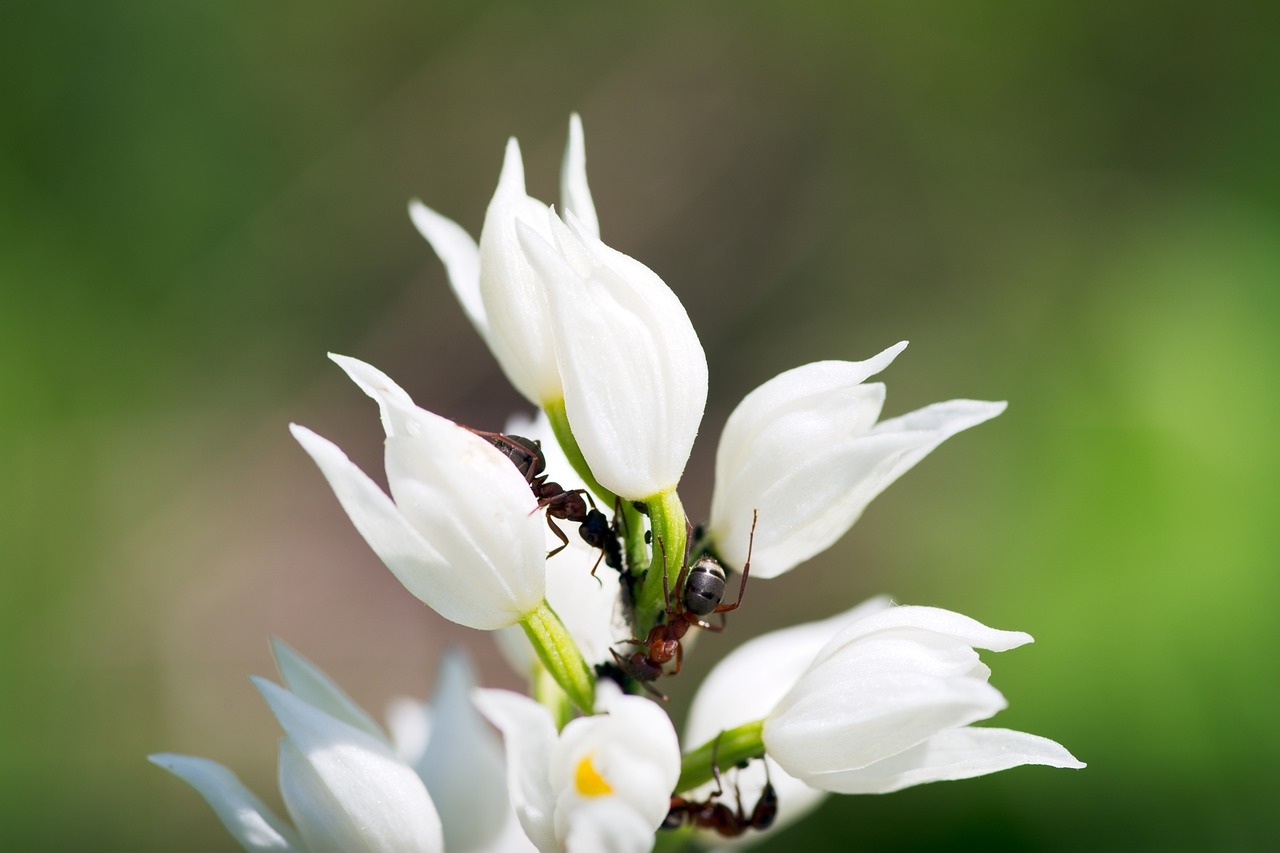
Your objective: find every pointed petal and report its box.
[290,424,471,617]
[472,688,559,853]
[417,650,512,853]
[810,604,1033,664]
[270,638,388,744]
[327,354,417,439]
[408,200,486,336]
[560,114,599,240]
[521,215,707,498]
[806,727,1086,794]
[477,138,563,405]
[148,754,302,851]
[256,679,443,853]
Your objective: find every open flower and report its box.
[688,598,1083,802]
[290,355,546,631]
[151,641,443,852]
[708,342,1007,578]
[517,211,707,501]
[410,114,598,407]
[474,682,681,853]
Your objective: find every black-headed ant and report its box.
[610,511,757,698]
[663,739,777,837]
[467,427,621,571]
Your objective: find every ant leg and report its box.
[714,509,758,615]
[545,514,569,559]
[749,758,778,831]
[708,733,726,799]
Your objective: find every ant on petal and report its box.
[611,510,757,698]
[663,735,777,837]
[466,427,619,568]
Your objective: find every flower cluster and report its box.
[152,116,1082,851]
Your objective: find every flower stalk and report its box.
[520,599,595,714]
[675,720,766,794]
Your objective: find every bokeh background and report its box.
[4,1,1278,849]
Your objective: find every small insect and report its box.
[611,510,757,697]
[467,427,621,567]
[663,744,777,837]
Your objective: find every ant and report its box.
[611,510,757,697]
[663,737,777,837]
[467,427,621,571]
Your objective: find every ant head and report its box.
[682,556,727,617]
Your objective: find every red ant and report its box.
[468,428,621,571]
[663,737,777,837]
[610,511,757,697]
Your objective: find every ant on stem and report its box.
[663,735,778,837]
[466,428,621,572]
[610,510,757,698]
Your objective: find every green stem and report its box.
[635,489,687,636]
[675,720,767,794]
[521,600,595,714]
[544,398,615,508]
[530,660,575,731]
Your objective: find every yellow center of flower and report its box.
[574,753,613,797]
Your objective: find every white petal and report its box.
[270,638,388,745]
[148,754,302,851]
[418,650,512,853]
[472,688,560,853]
[290,424,461,620]
[256,679,443,853]
[478,138,564,405]
[805,727,1085,794]
[685,597,896,745]
[327,354,418,439]
[560,114,599,240]
[808,605,1034,666]
[408,199,486,337]
[764,633,1009,776]
[385,696,431,766]
[521,214,707,498]
[563,800,654,853]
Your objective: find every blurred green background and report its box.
[4,1,1278,849]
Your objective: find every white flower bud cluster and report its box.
[152,116,1082,852]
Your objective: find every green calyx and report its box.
[545,398,614,508]
[675,720,767,794]
[520,600,595,714]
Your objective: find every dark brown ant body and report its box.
[611,511,757,696]
[469,428,621,570]
[663,747,777,837]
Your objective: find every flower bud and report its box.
[518,212,707,500]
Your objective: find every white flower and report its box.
[290,355,545,630]
[708,342,1007,578]
[386,648,533,853]
[518,211,707,500]
[151,642,443,852]
[474,682,681,853]
[720,600,1083,795]
[410,114,598,407]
